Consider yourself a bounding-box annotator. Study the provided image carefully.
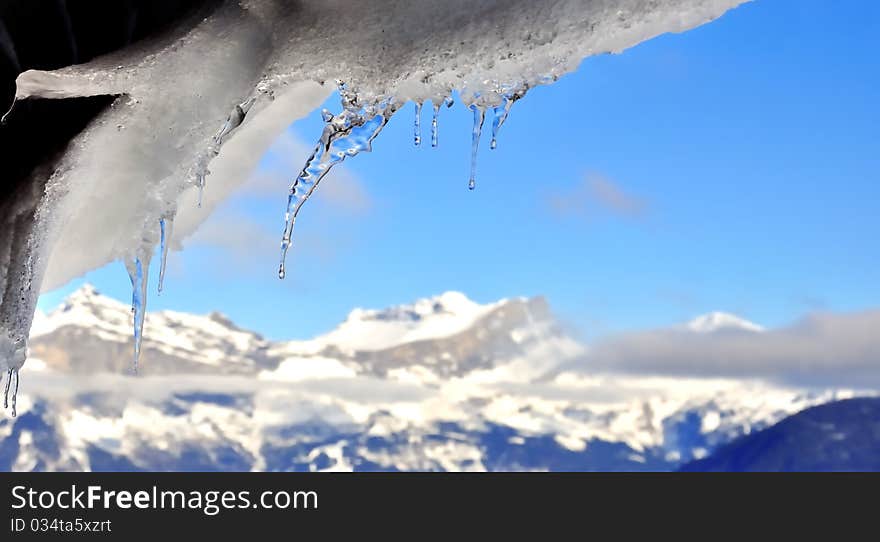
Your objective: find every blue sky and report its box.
[38,0,880,341]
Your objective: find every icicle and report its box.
[430,96,454,148]
[490,85,528,150]
[10,370,18,418]
[158,216,174,294]
[214,95,258,145]
[196,170,207,208]
[468,104,486,191]
[3,369,17,416]
[490,97,514,150]
[1,97,16,125]
[279,85,396,279]
[413,102,422,146]
[124,254,151,374]
[431,103,440,148]
[193,94,259,208]
[2,369,10,410]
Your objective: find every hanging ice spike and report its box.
[2,369,19,417]
[195,94,260,208]
[158,216,174,294]
[125,253,151,374]
[489,85,527,150]
[468,104,486,191]
[278,84,396,280]
[490,97,514,150]
[431,96,454,148]
[413,102,422,146]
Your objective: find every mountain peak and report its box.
[686,311,764,333]
[58,283,130,315]
[66,283,102,301]
[294,292,507,354]
[345,291,484,325]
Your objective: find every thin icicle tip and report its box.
[278,82,397,279]
[158,216,174,294]
[2,369,19,417]
[468,103,486,191]
[413,101,422,146]
[125,254,151,374]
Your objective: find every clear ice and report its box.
[431,96,454,148]
[468,104,486,191]
[2,369,19,417]
[413,101,422,146]
[158,216,174,295]
[124,254,151,374]
[196,95,260,207]
[278,82,397,279]
[490,84,527,150]
[215,96,258,146]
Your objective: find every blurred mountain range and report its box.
[0,285,868,471]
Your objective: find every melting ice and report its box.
[277,82,397,280]
[2,369,19,417]
[125,254,150,374]
[158,216,174,295]
[468,103,486,191]
[196,94,260,207]
[275,82,540,273]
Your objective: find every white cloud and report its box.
[546,172,648,219]
[565,310,880,388]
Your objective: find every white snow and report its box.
[31,284,268,371]
[687,311,764,333]
[12,285,879,471]
[277,291,505,356]
[259,356,357,382]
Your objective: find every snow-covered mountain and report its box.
[686,311,764,333]
[1,286,865,471]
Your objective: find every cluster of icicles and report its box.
[118,80,532,375]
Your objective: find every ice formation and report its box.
[0,0,750,399]
[158,217,173,295]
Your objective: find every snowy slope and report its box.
[277,292,505,355]
[28,284,273,375]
